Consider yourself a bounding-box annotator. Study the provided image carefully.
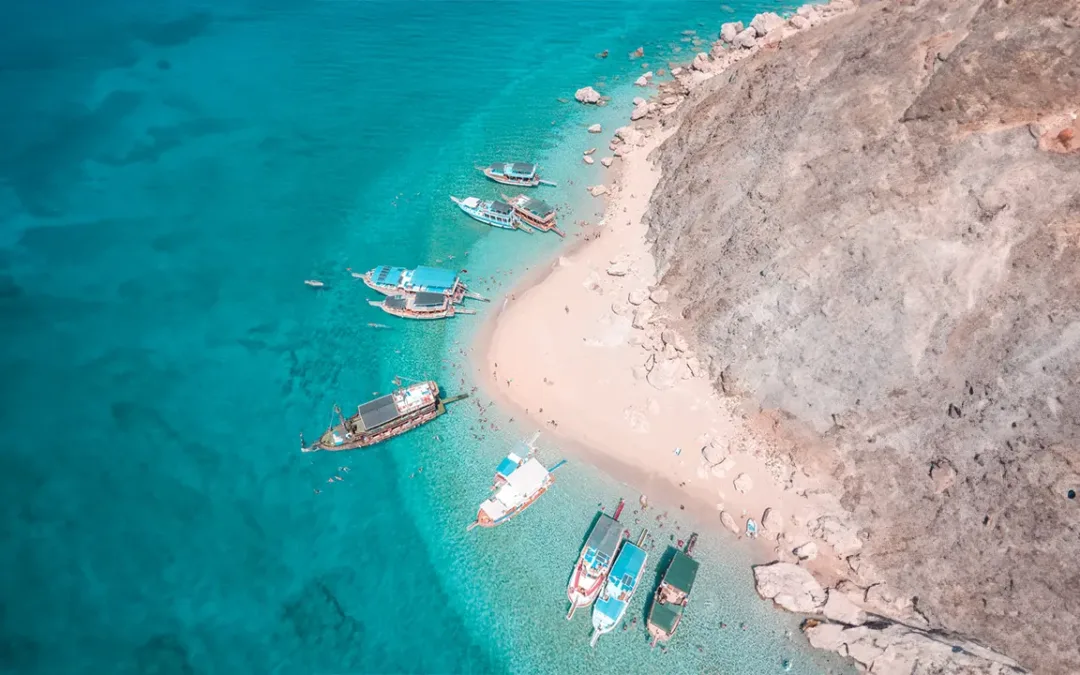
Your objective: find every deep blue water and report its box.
[0,1,853,673]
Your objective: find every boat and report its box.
[590,529,649,647]
[450,196,524,231]
[304,279,325,288]
[566,499,626,619]
[360,265,487,303]
[478,162,557,188]
[368,292,476,320]
[468,434,562,529]
[646,533,701,646]
[302,380,466,452]
[501,193,565,236]
[745,518,758,539]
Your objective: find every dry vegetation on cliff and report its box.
[645,0,1079,671]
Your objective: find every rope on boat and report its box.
[549,459,568,472]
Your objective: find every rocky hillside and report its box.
[645,0,1080,672]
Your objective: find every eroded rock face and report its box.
[646,0,1080,670]
[720,21,744,42]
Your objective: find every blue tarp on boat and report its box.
[594,594,627,622]
[373,266,405,286]
[411,266,457,292]
[610,542,647,591]
[496,455,519,477]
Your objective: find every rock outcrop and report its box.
[647,0,1080,672]
[574,86,601,104]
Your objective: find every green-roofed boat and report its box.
[301,380,467,453]
[646,533,700,647]
[501,193,565,237]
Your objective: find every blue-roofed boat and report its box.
[301,380,467,452]
[478,162,557,188]
[590,529,649,647]
[450,196,525,231]
[567,499,626,619]
[368,291,476,321]
[359,265,487,303]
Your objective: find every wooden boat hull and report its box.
[475,482,550,527]
[306,393,468,452]
[482,167,541,187]
[362,272,480,303]
[451,196,519,231]
[374,303,458,320]
[567,558,609,608]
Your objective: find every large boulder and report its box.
[588,184,608,197]
[628,288,649,306]
[793,541,819,560]
[732,27,758,49]
[762,507,785,534]
[702,439,727,465]
[600,157,614,168]
[720,510,740,534]
[574,86,601,104]
[822,589,868,625]
[630,104,649,121]
[720,21,744,42]
[753,561,827,613]
[587,123,602,133]
[733,473,753,493]
[750,11,785,37]
[691,52,711,72]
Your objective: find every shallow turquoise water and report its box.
[0,1,853,673]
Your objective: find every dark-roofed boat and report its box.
[501,193,565,236]
[302,380,466,452]
[646,533,700,647]
[360,265,487,303]
[450,196,524,231]
[478,162,557,188]
[567,499,626,619]
[368,292,476,320]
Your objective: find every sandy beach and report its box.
[473,107,852,582]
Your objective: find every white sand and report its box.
[473,118,852,578]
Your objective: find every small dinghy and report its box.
[304,279,325,288]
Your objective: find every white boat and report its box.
[590,530,648,646]
[566,500,625,619]
[450,196,524,231]
[304,279,325,288]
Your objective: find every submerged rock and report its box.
[587,123,602,133]
[574,86,601,104]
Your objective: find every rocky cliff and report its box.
[645,0,1080,672]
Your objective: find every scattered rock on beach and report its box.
[647,359,681,390]
[720,510,740,534]
[691,52,712,72]
[606,258,630,276]
[583,147,596,155]
[650,287,670,304]
[587,124,602,134]
[628,288,649,306]
[634,75,648,87]
[630,104,650,121]
[588,184,609,197]
[720,21,744,42]
[574,86,602,104]
[733,27,758,49]
[702,439,727,465]
[632,306,653,330]
[762,507,784,535]
[632,96,646,106]
[583,155,594,165]
[794,541,819,560]
[750,11,785,37]
[733,473,753,494]
[600,157,614,168]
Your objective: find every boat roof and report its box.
[650,601,683,634]
[664,550,700,594]
[413,291,445,308]
[508,162,537,178]
[372,266,405,286]
[385,295,408,310]
[357,394,400,430]
[461,196,481,208]
[520,196,554,217]
[584,515,622,567]
[490,200,513,215]
[594,594,627,622]
[496,452,523,478]
[505,458,548,495]
[411,266,457,291]
[610,542,647,591]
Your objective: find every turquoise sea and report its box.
[1,1,854,673]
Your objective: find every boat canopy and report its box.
[385,295,409,310]
[610,542,647,592]
[356,394,402,431]
[505,458,549,495]
[521,197,555,217]
[490,201,514,215]
[460,196,481,208]
[411,266,458,292]
[664,550,700,594]
[413,291,446,308]
[496,452,523,478]
[372,265,406,286]
[584,515,622,568]
[508,162,537,178]
[650,601,683,634]
[594,594,627,623]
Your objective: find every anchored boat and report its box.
[478,162,557,188]
[468,434,563,529]
[359,265,487,303]
[302,380,466,452]
[590,529,649,647]
[368,292,476,320]
[450,196,524,231]
[501,193,565,236]
[646,533,700,646]
[567,499,626,619]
